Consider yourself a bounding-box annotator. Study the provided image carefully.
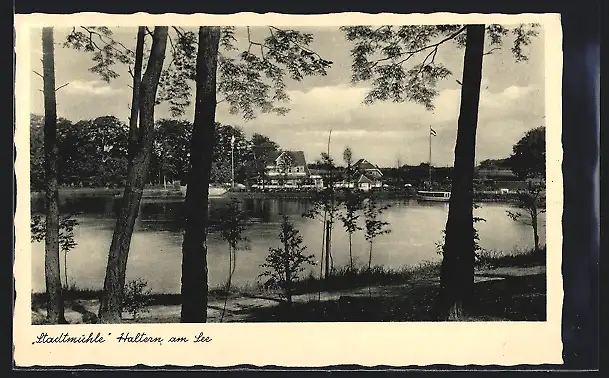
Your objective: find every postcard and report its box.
[14,12,563,367]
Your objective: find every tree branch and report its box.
[165,33,178,70]
[80,26,134,56]
[32,70,43,79]
[268,26,326,61]
[55,83,70,92]
[483,47,501,56]
[370,25,466,69]
[246,26,266,59]
[171,26,186,39]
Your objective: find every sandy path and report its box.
[31,265,546,324]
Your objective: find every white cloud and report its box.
[263,82,540,131]
[62,80,122,96]
[223,82,544,167]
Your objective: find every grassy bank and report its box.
[31,246,546,323]
[477,247,546,268]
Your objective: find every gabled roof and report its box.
[357,173,376,184]
[266,150,307,166]
[354,158,382,171]
[265,150,310,175]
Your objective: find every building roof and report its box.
[266,150,308,166]
[353,159,383,176]
[357,173,377,184]
[265,150,310,176]
[353,158,379,171]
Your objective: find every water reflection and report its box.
[30,195,546,294]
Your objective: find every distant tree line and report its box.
[380,124,546,190]
[30,114,281,191]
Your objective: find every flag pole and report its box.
[231,134,235,190]
[428,126,432,188]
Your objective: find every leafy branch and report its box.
[159,26,333,120]
[63,26,136,82]
[341,23,539,109]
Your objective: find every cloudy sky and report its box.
[28,25,545,167]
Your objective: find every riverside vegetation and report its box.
[31,25,544,324]
[31,126,546,324]
[32,245,547,323]
[32,180,547,323]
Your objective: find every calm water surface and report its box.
[30,195,546,293]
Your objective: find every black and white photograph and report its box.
[14,12,563,367]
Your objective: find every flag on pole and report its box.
[430,127,437,137]
[231,135,236,147]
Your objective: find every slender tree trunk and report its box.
[284,239,292,306]
[532,210,540,251]
[368,242,373,271]
[328,199,335,274]
[98,27,168,323]
[348,232,353,271]
[220,244,232,322]
[438,25,485,320]
[228,245,233,288]
[64,251,68,289]
[231,245,237,279]
[180,26,221,323]
[367,242,374,296]
[41,27,65,324]
[318,216,325,301]
[324,220,331,279]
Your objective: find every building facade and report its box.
[262,150,324,189]
[352,159,383,191]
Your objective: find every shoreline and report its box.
[29,187,523,204]
[31,247,546,323]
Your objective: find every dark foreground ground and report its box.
[241,267,546,322]
[32,248,547,323]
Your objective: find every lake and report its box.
[30,194,546,294]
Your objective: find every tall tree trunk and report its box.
[324,220,331,279]
[318,216,325,300]
[532,210,540,251]
[348,232,353,271]
[180,26,221,323]
[231,246,237,279]
[64,251,68,289]
[367,242,374,296]
[98,27,168,323]
[329,203,335,273]
[284,238,292,306]
[127,27,146,162]
[368,243,373,271]
[42,27,66,324]
[438,25,485,320]
[220,244,232,322]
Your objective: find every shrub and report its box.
[259,215,316,305]
[122,278,152,320]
